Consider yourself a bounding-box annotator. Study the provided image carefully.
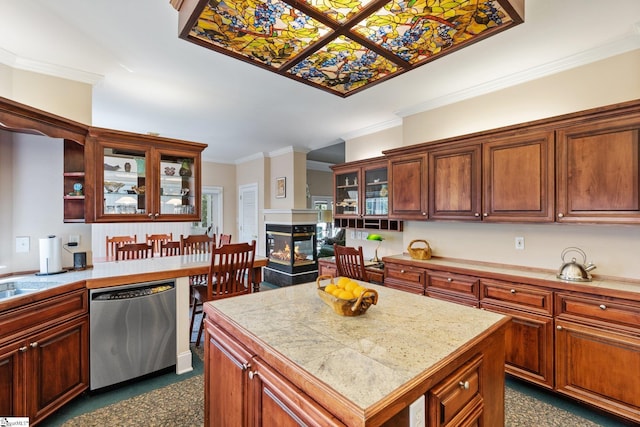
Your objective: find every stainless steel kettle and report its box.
[557,247,596,282]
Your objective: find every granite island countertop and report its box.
[206,280,508,411]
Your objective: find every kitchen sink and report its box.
[0,282,44,299]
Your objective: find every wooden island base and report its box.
[204,282,510,426]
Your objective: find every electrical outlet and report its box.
[409,395,426,427]
[356,231,362,240]
[16,236,30,253]
[69,234,80,245]
[515,236,525,250]
[361,231,369,240]
[350,230,355,239]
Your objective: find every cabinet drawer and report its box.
[480,279,553,316]
[427,271,479,299]
[556,293,640,331]
[385,280,424,295]
[0,289,87,344]
[429,355,483,427]
[385,264,426,286]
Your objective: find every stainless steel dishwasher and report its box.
[89,279,176,390]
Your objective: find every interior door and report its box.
[239,183,258,247]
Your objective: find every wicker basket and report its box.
[407,239,432,260]
[316,275,378,316]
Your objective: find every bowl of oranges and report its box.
[316,275,378,316]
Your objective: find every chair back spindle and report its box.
[334,244,369,282]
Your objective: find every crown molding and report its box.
[306,160,334,172]
[340,118,402,141]
[0,48,103,85]
[395,25,640,118]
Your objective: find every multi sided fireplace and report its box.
[264,223,317,286]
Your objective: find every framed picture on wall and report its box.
[276,177,286,198]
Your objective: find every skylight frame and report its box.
[174,0,524,97]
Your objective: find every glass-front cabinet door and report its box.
[87,129,204,222]
[334,167,360,217]
[364,166,388,217]
[102,145,148,217]
[157,151,197,216]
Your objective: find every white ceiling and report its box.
[1,1,639,164]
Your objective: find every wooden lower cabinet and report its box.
[205,319,345,427]
[0,289,89,425]
[481,303,554,388]
[318,258,338,278]
[384,262,425,295]
[427,270,479,307]
[382,257,640,423]
[428,355,484,427]
[480,279,554,389]
[555,319,640,422]
[250,357,346,426]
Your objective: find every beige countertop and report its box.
[0,254,268,295]
[383,254,640,298]
[206,280,507,409]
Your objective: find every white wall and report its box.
[344,50,640,280]
[2,132,91,272]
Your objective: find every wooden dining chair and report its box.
[159,240,181,257]
[146,233,173,254]
[180,234,214,255]
[116,243,153,260]
[190,240,256,347]
[218,233,232,246]
[334,244,369,282]
[181,234,215,304]
[106,235,137,259]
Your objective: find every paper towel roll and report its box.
[39,235,63,274]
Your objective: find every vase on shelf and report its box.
[179,160,192,177]
[379,184,388,197]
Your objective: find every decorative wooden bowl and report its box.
[316,275,378,316]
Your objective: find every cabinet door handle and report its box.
[400,269,405,274]
[447,278,453,282]
[19,346,28,352]
[248,370,258,380]
[558,213,564,218]
[599,304,607,310]
[474,212,480,217]
[30,342,39,348]
[510,289,516,294]
[148,213,154,218]
[556,325,563,330]
[154,213,160,218]
[241,363,251,371]
[459,381,470,390]
[483,213,488,217]
[422,212,427,216]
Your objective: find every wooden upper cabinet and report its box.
[388,153,428,220]
[483,130,555,222]
[556,112,640,224]
[85,128,206,223]
[428,142,482,220]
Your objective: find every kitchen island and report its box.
[203,280,510,426]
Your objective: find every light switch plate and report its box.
[16,236,30,253]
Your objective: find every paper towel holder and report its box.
[35,235,68,276]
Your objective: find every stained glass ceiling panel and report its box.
[174,0,524,97]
